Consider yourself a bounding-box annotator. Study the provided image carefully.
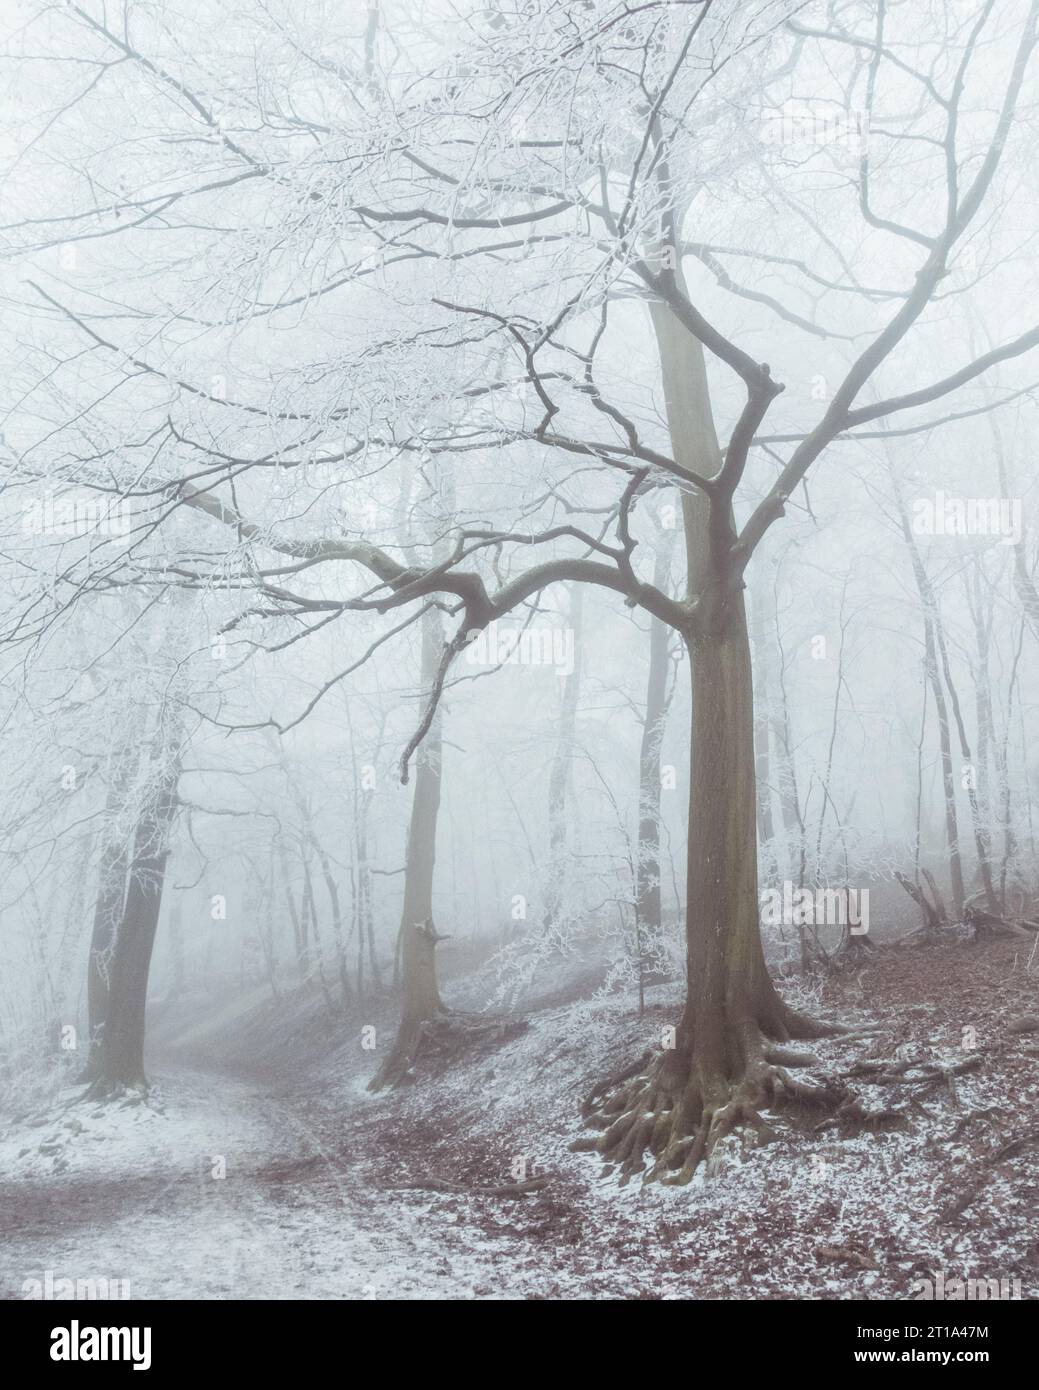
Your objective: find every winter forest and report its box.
[1,0,1038,1307]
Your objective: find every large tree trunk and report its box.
[369,607,445,1090]
[579,252,841,1182]
[683,599,816,1064]
[90,722,181,1094]
[580,589,836,1183]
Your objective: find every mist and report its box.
[0,0,1037,1317]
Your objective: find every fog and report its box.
[0,0,1037,1309]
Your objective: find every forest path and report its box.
[6,938,1037,1300]
[0,1058,511,1300]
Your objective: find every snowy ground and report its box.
[1,935,1037,1300]
[0,1064,528,1300]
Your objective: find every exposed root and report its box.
[827,929,877,969]
[848,1053,983,1091]
[763,1045,819,1067]
[583,1050,653,1114]
[81,1077,149,1105]
[387,1175,550,1199]
[823,1095,907,1130]
[965,900,1039,942]
[574,1019,852,1186]
[369,1009,528,1092]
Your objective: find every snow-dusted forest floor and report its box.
[1,936,1037,1300]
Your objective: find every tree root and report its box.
[387,1175,550,1199]
[575,1029,852,1186]
[369,1009,528,1092]
[966,903,1039,941]
[848,1053,982,1091]
[81,1076,149,1105]
[574,988,913,1183]
[826,932,876,969]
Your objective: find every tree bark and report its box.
[580,254,839,1181]
[930,611,998,912]
[770,598,806,883]
[923,617,966,916]
[635,547,675,988]
[277,837,308,983]
[890,478,966,915]
[543,583,583,932]
[79,742,139,1084]
[990,412,1039,643]
[749,578,775,852]
[311,836,351,1009]
[369,606,445,1090]
[581,590,835,1182]
[90,718,181,1093]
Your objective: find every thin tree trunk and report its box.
[966,561,995,835]
[369,606,445,1090]
[768,572,806,881]
[990,413,1039,641]
[301,851,336,1010]
[636,547,675,988]
[923,617,966,916]
[890,480,966,915]
[90,714,181,1093]
[79,741,139,1083]
[749,578,775,851]
[998,619,1026,908]
[277,839,307,982]
[930,608,998,912]
[355,804,375,998]
[544,583,583,931]
[167,896,185,1000]
[312,838,351,1009]
[258,862,280,1001]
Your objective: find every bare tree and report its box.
[4,0,1039,1180]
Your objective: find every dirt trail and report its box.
[3,937,1038,1301]
[0,1055,516,1300]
